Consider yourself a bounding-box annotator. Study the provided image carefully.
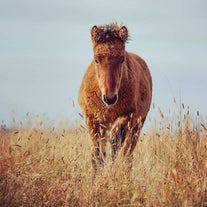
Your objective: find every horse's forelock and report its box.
[91,23,128,44]
[94,41,125,57]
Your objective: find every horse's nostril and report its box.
[103,94,118,105]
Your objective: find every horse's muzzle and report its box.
[103,94,118,105]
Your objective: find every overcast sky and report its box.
[0,0,207,127]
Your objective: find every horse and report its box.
[78,23,152,173]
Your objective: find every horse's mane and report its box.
[91,23,129,44]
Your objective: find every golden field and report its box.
[0,105,207,207]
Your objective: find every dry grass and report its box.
[0,107,207,207]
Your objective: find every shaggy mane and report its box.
[92,23,129,43]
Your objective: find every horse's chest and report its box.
[92,106,117,123]
[93,102,131,126]
[88,89,134,123]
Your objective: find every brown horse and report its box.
[78,23,152,172]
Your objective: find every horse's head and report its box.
[91,23,128,106]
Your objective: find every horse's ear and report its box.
[118,26,128,43]
[91,25,101,44]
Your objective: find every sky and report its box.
[0,0,207,127]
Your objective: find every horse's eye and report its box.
[95,59,99,64]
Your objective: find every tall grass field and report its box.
[0,104,207,207]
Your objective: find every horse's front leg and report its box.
[120,116,146,156]
[111,125,126,161]
[91,138,106,174]
[110,116,129,160]
[86,117,106,176]
[110,115,145,160]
